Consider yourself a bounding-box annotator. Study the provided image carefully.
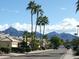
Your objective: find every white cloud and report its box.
[0,24,9,31]
[12,23,44,33]
[0,18,79,35]
[45,18,79,34]
[12,23,31,32]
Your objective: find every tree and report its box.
[27,1,36,40]
[30,39,40,50]
[23,31,31,42]
[36,15,49,49]
[71,37,79,50]
[50,36,61,49]
[42,16,48,37]
[23,31,38,50]
[37,15,43,40]
[42,34,48,39]
[64,39,71,49]
[76,0,79,12]
[71,37,79,55]
[42,34,51,49]
[21,31,31,52]
[35,4,43,38]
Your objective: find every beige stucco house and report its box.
[0,33,22,48]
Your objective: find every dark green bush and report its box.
[72,46,78,51]
[74,47,79,56]
[50,36,62,49]
[0,47,10,54]
[41,46,45,50]
[11,48,25,53]
[65,45,71,49]
[11,46,31,53]
[25,46,31,52]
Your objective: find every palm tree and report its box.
[42,16,48,37]
[41,16,48,49]
[37,15,43,40]
[76,0,79,12]
[35,4,43,38]
[27,1,36,39]
[37,15,48,39]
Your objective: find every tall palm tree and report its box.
[37,15,48,49]
[76,0,79,12]
[35,4,43,38]
[42,16,48,37]
[37,15,48,39]
[37,15,43,40]
[27,1,36,39]
[41,16,48,48]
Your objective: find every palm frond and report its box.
[76,0,79,12]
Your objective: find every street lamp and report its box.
[77,25,79,36]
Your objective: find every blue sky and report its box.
[0,0,79,34]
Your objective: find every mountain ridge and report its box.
[0,27,76,40]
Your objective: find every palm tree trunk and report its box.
[40,24,41,40]
[43,25,45,38]
[42,25,45,48]
[35,25,37,39]
[35,12,39,38]
[31,10,33,40]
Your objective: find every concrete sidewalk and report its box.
[0,49,67,59]
[62,49,73,59]
[28,49,53,53]
[0,49,53,57]
[0,50,49,58]
[0,56,10,59]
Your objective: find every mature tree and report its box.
[37,15,48,39]
[50,36,61,49]
[19,31,32,52]
[76,0,79,12]
[41,17,48,48]
[27,1,36,39]
[42,16,48,37]
[35,4,43,38]
[71,37,79,48]
[23,31,31,42]
[42,34,48,39]
[64,39,71,49]
[37,15,43,40]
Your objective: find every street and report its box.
[4,48,67,59]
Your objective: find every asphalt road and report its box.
[3,48,67,59]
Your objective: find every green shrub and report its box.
[11,48,26,53]
[65,44,71,49]
[50,36,62,49]
[0,47,10,54]
[74,47,79,56]
[25,46,31,52]
[72,46,78,51]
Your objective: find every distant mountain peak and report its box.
[5,27,17,31]
[2,27,24,37]
[47,31,75,41]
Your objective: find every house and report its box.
[0,33,22,48]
